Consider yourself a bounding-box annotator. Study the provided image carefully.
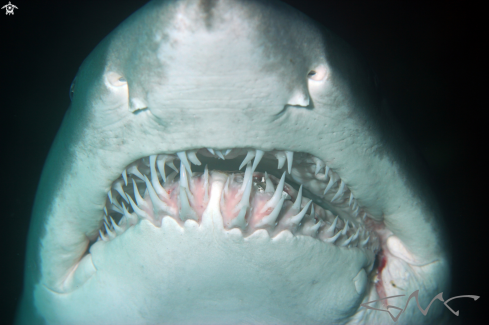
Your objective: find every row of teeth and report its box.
[99,149,379,252]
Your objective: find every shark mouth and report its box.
[98,148,381,261]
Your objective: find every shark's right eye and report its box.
[308,66,328,81]
[106,72,128,87]
[69,77,76,101]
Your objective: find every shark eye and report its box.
[69,77,76,101]
[308,66,328,81]
[107,72,128,87]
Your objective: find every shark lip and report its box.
[98,148,381,255]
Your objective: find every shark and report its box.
[16,0,450,324]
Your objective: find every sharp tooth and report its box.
[340,233,354,247]
[353,206,360,217]
[230,171,252,228]
[256,194,286,228]
[341,220,349,236]
[149,156,169,200]
[362,212,367,221]
[215,150,225,160]
[203,164,209,202]
[110,200,124,214]
[127,195,152,220]
[179,186,198,221]
[156,155,176,182]
[223,175,230,195]
[351,228,361,242]
[110,216,124,235]
[187,150,201,165]
[99,230,108,241]
[260,171,286,213]
[122,169,128,186]
[132,179,148,209]
[207,148,215,155]
[331,180,345,202]
[287,200,312,226]
[121,201,138,225]
[113,180,128,203]
[108,190,113,204]
[323,230,341,244]
[166,171,178,183]
[224,149,232,156]
[348,192,353,206]
[323,216,338,237]
[127,165,144,180]
[104,222,116,240]
[304,220,322,235]
[238,162,252,194]
[274,151,286,169]
[177,151,192,174]
[239,150,255,170]
[264,171,275,193]
[143,175,175,217]
[323,176,335,195]
[352,200,358,211]
[360,236,370,247]
[309,204,315,218]
[179,161,190,190]
[290,185,303,213]
[103,206,107,216]
[313,157,325,175]
[285,151,294,174]
[251,149,264,171]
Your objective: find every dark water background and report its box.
[1,0,484,324]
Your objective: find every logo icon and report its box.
[2,1,18,15]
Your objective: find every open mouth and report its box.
[98,148,380,257]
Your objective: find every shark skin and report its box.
[16,0,450,324]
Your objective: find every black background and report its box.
[1,1,484,324]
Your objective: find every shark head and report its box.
[17,0,450,324]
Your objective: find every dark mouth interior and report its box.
[98,148,380,254]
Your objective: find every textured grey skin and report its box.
[16,1,449,324]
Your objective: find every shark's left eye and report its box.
[308,66,328,81]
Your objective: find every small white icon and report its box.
[2,1,18,15]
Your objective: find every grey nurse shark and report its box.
[16,0,450,324]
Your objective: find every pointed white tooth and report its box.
[238,162,252,194]
[229,206,248,228]
[362,212,367,221]
[353,206,360,217]
[230,173,252,227]
[285,151,294,174]
[143,175,175,216]
[187,150,201,166]
[260,172,286,213]
[323,216,338,237]
[331,180,345,202]
[110,216,124,235]
[274,151,286,169]
[122,169,128,186]
[352,200,358,211]
[132,179,148,209]
[108,190,114,204]
[156,156,169,182]
[207,148,215,155]
[121,201,138,225]
[177,151,192,174]
[348,192,353,206]
[224,149,232,156]
[341,220,349,236]
[113,180,128,203]
[110,201,123,214]
[360,236,370,247]
[325,166,330,177]
[179,161,189,190]
[99,230,108,241]
[256,194,286,228]
[323,177,335,195]
[290,185,303,213]
[323,230,341,244]
[104,222,116,240]
[127,195,152,220]
[127,165,144,180]
[166,171,178,183]
[313,157,325,175]
[203,164,209,202]
[149,156,169,200]
[305,219,322,234]
[264,171,275,193]
[287,200,312,226]
[340,234,354,247]
[239,150,255,170]
[103,206,107,216]
[215,150,225,160]
[309,204,315,218]
[351,228,361,242]
[251,149,264,171]
[179,187,198,221]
